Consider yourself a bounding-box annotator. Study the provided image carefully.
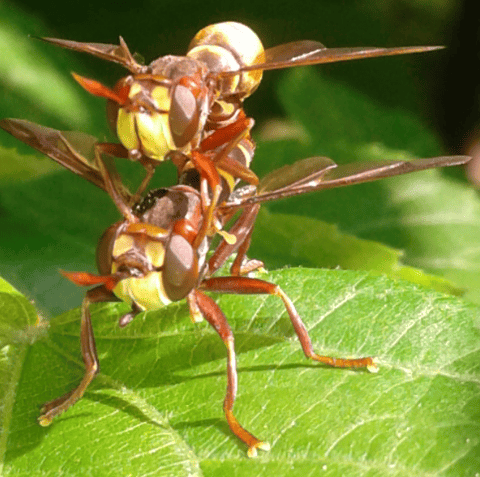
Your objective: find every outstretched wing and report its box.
[221,42,442,75]
[40,36,145,73]
[221,155,470,211]
[0,118,131,204]
[41,33,441,78]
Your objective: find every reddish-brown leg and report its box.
[200,277,378,371]
[229,212,263,277]
[96,142,130,158]
[186,290,204,323]
[190,290,270,457]
[208,120,259,187]
[189,150,222,249]
[95,144,138,222]
[194,118,258,249]
[215,150,259,187]
[118,301,142,327]
[208,204,263,277]
[39,286,114,426]
[133,161,156,199]
[96,142,156,200]
[200,114,252,152]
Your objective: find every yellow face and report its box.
[111,230,172,311]
[116,82,177,161]
[113,23,265,163]
[109,219,199,311]
[113,271,172,311]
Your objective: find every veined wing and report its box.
[40,36,145,73]
[221,41,443,75]
[0,118,131,203]
[221,155,470,211]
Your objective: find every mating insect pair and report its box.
[0,22,471,456]
[38,21,445,240]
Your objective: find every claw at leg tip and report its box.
[38,415,51,427]
[367,357,380,373]
[247,441,270,458]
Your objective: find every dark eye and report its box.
[96,223,121,275]
[106,99,120,136]
[162,234,198,301]
[169,84,199,148]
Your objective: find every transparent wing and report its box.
[40,36,145,73]
[0,118,131,204]
[257,156,337,193]
[221,41,443,75]
[221,155,470,211]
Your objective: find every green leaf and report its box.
[0,2,103,130]
[251,209,463,296]
[276,67,441,160]
[0,278,44,476]
[0,277,22,296]
[1,269,479,476]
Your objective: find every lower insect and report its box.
[0,117,471,456]
[36,184,377,457]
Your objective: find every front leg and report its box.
[207,204,263,277]
[189,289,270,457]
[96,142,158,201]
[39,286,117,425]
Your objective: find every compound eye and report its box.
[169,84,199,148]
[106,78,130,136]
[163,234,198,301]
[106,99,120,136]
[96,223,121,275]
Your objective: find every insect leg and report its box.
[132,161,156,199]
[191,289,270,457]
[207,118,259,186]
[189,150,222,248]
[200,277,378,371]
[186,290,203,323]
[118,301,143,327]
[95,143,138,222]
[38,285,114,426]
[200,113,252,156]
[193,117,258,249]
[229,212,264,276]
[207,204,263,276]
[96,142,156,200]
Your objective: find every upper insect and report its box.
[40,21,443,196]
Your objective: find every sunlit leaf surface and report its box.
[1,270,479,476]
